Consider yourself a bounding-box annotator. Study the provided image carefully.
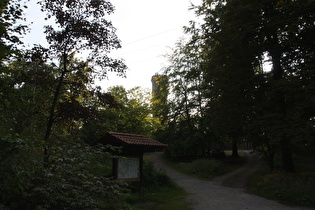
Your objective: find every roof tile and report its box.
[107,132,166,147]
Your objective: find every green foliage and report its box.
[151,74,169,124]
[143,159,175,191]
[160,0,315,171]
[23,144,129,210]
[159,38,212,158]
[0,0,27,61]
[0,137,130,209]
[169,158,229,180]
[156,118,216,159]
[128,159,189,210]
[0,0,168,209]
[38,0,127,158]
[42,0,126,77]
[0,136,41,208]
[249,170,315,207]
[80,86,162,145]
[0,53,56,138]
[0,52,98,142]
[248,153,315,207]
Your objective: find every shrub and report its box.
[190,159,228,178]
[23,144,130,210]
[174,158,229,179]
[0,138,130,209]
[143,159,175,191]
[249,170,315,207]
[0,136,39,208]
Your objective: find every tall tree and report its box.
[188,0,261,157]
[40,0,126,162]
[161,39,212,158]
[188,0,315,171]
[257,0,315,172]
[164,39,206,129]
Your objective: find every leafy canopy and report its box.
[41,0,126,78]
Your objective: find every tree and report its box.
[160,39,212,158]
[187,0,315,171]
[1,0,28,117]
[107,86,160,135]
[164,39,207,128]
[0,1,132,208]
[0,0,27,61]
[80,86,160,145]
[151,74,169,125]
[251,0,315,172]
[187,0,261,158]
[40,0,127,162]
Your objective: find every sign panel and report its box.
[117,157,140,181]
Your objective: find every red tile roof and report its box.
[106,132,166,147]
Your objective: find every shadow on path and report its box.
[212,150,262,189]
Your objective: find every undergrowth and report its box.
[248,153,315,208]
[165,151,246,180]
[127,158,190,210]
[175,158,229,179]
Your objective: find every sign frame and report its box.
[117,156,140,182]
[113,153,143,183]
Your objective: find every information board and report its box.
[117,157,140,181]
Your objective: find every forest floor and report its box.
[148,151,311,210]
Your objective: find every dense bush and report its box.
[0,137,130,209]
[169,158,230,180]
[25,144,130,210]
[0,137,38,208]
[248,153,315,207]
[143,159,175,191]
[183,159,228,179]
[249,170,315,207]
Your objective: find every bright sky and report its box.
[104,0,201,90]
[22,0,201,91]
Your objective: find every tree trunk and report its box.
[266,144,275,172]
[268,34,296,172]
[43,53,67,164]
[231,138,239,158]
[281,138,295,172]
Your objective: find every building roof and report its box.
[103,132,166,148]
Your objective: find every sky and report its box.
[22,0,202,91]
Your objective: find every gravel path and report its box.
[148,151,311,210]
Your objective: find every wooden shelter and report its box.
[100,132,166,183]
[102,132,166,154]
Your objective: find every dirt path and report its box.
[148,151,310,210]
[212,150,262,189]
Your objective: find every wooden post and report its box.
[139,151,144,198]
[112,157,118,179]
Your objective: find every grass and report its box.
[165,150,247,180]
[168,158,229,179]
[247,153,315,208]
[126,158,190,210]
